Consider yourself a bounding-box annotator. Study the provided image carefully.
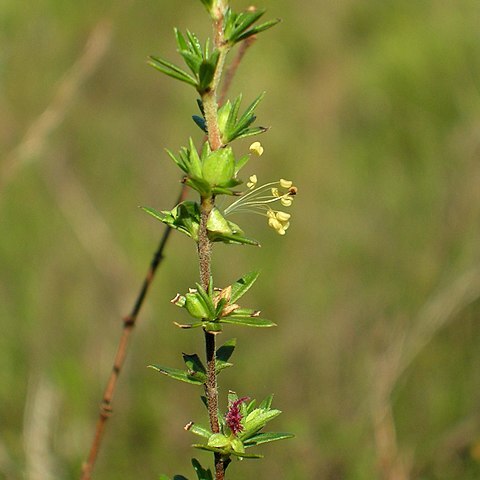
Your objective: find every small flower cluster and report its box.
[224,152,298,235]
[225,396,250,435]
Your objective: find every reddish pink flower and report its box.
[225,396,249,436]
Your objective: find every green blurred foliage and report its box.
[2,0,480,478]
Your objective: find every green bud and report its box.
[207,208,232,235]
[208,433,230,448]
[185,293,210,319]
[202,147,235,187]
[230,438,245,454]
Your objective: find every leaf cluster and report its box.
[189,392,293,459]
[223,7,280,45]
[149,29,219,94]
[165,139,246,196]
[171,271,275,332]
[193,93,267,144]
[149,338,236,386]
[142,202,258,246]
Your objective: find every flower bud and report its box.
[208,433,230,448]
[185,293,210,319]
[202,147,235,186]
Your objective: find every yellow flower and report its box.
[224,177,298,236]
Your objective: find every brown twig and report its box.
[80,186,187,480]
[218,36,256,106]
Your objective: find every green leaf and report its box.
[185,292,212,319]
[216,338,236,363]
[194,283,216,319]
[230,271,260,302]
[173,476,189,480]
[237,92,265,128]
[234,154,249,174]
[259,393,274,410]
[192,115,207,132]
[141,205,167,223]
[224,94,243,139]
[159,475,171,480]
[241,409,282,439]
[188,138,203,179]
[148,365,204,385]
[148,56,197,86]
[174,28,188,51]
[236,18,281,43]
[180,50,202,76]
[182,353,206,374]
[234,126,268,141]
[220,316,276,327]
[184,422,211,439]
[165,148,187,173]
[173,320,204,329]
[182,353,207,382]
[198,51,220,93]
[186,30,202,57]
[191,459,213,480]
[226,9,266,43]
[244,432,294,446]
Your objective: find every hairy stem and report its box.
[198,3,229,478]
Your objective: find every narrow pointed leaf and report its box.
[234,126,268,141]
[148,56,197,86]
[191,458,213,480]
[149,365,204,385]
[231,271,260,302]
[216,338,236,362]
[165,148,188,173]
[186,30,202,57]
[236,18,281,42]
[192,115,207,132]
[179,50,202,76]
[229,10,266,42]
[237,92,265,127]
[259,393,274,409]
[141,206,167,222]
[185,422,211,439]
[244,432,294,446]
[220,316,276,327]
[224,94,242,139]
[194,283,216,319]
[182,353,206,372]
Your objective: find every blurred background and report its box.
[2,0,480,478]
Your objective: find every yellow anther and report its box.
[247,174,258,189]
[249,141,264,156]
[279,179,293,189]
[276,211,291,222]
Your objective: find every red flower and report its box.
[225,396,249,436]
